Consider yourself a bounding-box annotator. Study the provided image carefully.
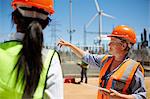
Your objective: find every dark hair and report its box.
[12,9,51,98]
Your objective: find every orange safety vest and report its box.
[97,55,144,99]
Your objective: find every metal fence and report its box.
[45,45,150,77]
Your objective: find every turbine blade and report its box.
[86,13,98,28]
[102,13,115,19]
[94,0,100,12]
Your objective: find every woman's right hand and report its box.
[57,39,71,48]
[57,39,85,58]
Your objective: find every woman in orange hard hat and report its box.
[58,25,146,99]
[0,0,63,99]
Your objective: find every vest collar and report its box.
[9,32,24,41]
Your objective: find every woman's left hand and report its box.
[109,89,123,99]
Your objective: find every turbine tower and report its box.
[69,0,75,43]
[84,0,115,46]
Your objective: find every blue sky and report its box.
[0,0,150,46]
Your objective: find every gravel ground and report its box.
[64,77,150,99]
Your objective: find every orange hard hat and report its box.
[107,25,136,44]
[11,0,54,15]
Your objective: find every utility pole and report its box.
[69,0,72,43]
[84,25,86,46]
[69,0,76,61]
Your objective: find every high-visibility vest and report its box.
[81,61,89,69]
[97,55,144,99]
[0,41,59,99]
[81,65,89,69]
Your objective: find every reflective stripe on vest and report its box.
[98,55,113,88]
[0,41,57,99]
[97,55,113,99]
[97,55,144,99]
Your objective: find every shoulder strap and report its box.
[54,50,61,64]
[33,49,57,98]
[0,40,21,50]
[101,55,109,63]
[41,49,56,97]
[100,55,112,68]
[41,50,61,98]
[0,41,22,82]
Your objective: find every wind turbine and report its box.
[84,0,115,46]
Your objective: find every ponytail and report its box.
[22,21,43,97]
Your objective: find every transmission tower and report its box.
[49,20,60,47]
